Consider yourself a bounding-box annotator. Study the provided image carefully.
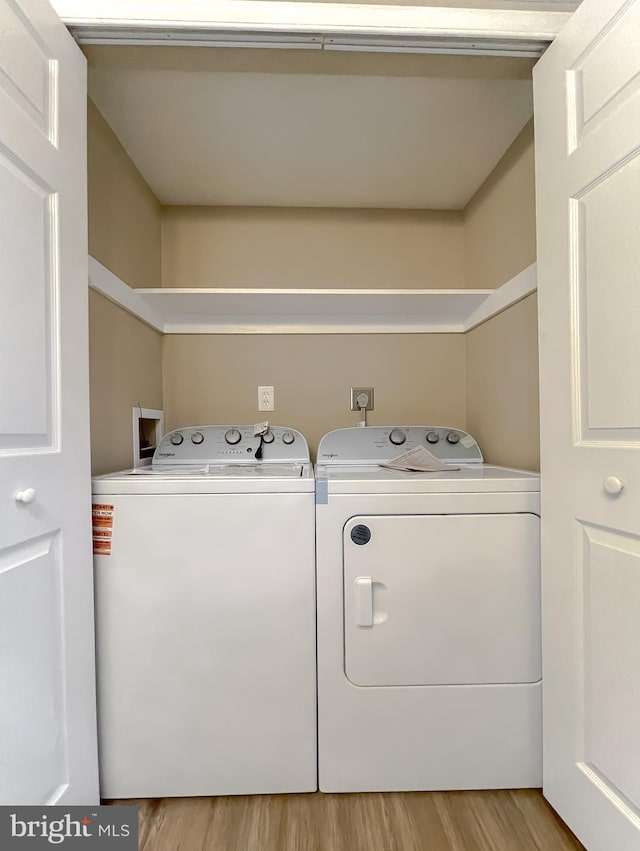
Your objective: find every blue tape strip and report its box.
[315,478,328,505]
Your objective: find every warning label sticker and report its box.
[92,503,114,556]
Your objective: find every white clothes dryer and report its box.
[92,425,316,798]
[315,426,541,792]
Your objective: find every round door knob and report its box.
[16,488,37,505]
[426,431,440,444]
[225,428,242,445]
[191,432,204,444]
[282,431,295,445]
[603,476,624,495]
[389,429,406,446]
[447,432,460,445]
[170,433,184,445]
[262,431,275,444]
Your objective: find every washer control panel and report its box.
[153,425,309,466]
[317,426,483,465]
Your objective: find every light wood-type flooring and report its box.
[110,790,586,851]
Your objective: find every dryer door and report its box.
[344,513,540,687]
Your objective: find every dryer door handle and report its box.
[354,576,374,628]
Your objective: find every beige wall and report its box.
[161,207,464,288]
[88,100,162,289]
[162,334,466,459]
[88,101,538,469]
[463,120,539,470]
[160,206,467,456]
[465,295,539,471]
[88,99,164,474]
[89,294,164,475]
[464,120,536,291]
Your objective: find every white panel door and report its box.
[0,0,98,804]
[535,0,640,847]
[344,514,541,687]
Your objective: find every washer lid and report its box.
[128,463,306,478]
[92,461,314,494]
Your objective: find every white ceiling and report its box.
[87,48,533,209]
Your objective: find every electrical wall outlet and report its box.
[350,387,374,411]
[258,386,275,411]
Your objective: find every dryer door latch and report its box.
[354,576,374,628]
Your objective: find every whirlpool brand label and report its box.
[0,807,138,849]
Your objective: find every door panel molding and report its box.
[0,530,69,803]
[0,142,59,453]
[0,0,56,140]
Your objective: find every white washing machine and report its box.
[315,426,541,792]
[92,425,316,798]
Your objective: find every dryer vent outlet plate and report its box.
[350,387,374,411]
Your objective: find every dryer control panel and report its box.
[153,425,310,465]
[317,426,483,465]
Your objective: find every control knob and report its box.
[389,429,406,446]
[191,432,204,444]
[447,432,460,444]
[426,431,440,444]
[170,433,184,446]
[282,431,295,445]
[262,431,275,444]
[225,428,242,445]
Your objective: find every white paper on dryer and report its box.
[381,445,460,473]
